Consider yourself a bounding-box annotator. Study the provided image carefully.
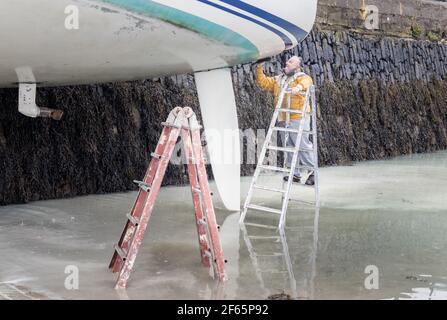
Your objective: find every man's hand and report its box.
[291,85,304,95]
[255,63,265,73]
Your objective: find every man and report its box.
[256,56,315,185]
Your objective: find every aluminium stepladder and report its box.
[240,83,320,230]
[109,107,226,289]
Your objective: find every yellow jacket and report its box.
[256,65,313,121]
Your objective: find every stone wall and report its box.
[317,0,447,39]
[234,30,447,166]
[261,30,447,86]
[0,30,446,205]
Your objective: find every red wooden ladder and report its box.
[109,107,227,289]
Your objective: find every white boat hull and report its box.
[0,0,317,87]
[0,0,317,211]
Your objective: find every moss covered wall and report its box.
[316,0,447,39]
[0,30,446,205]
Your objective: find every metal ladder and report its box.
[240,84,320,230]
[109,107,226,289]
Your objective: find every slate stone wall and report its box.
[316,0,447,38]
[0,30,446,205]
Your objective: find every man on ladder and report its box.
[256,56,316,185]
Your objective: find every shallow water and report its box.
[0,151,446,300]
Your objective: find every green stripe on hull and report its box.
[100,0,260,63]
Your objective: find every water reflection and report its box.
[239,207,320,299]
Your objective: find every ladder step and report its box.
[288,198,316,206]
[192,187,202,194]
[133,180,151,192]
[161,122,181,129]
[161,122,203,130]
[273,127,299,134]
[267,146,296,153]
[151,152,162,160]
[243,222,278,230]
[203,250,212,259]
[258,165,290,173]
[126,213,139,226]
[287,225,315,231]
[248,236,281,240]
[277,108,303,115]
[259,270,288,273]
[114,244,127,261]
[255,253,284,257]
[247,204,282,215]
[277,108,311,115]
[273,127,312,134]
[253,184,285,193]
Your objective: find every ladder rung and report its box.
[126,213,139,226]
[151,152,162,160]
[243,222,278,229]
[133,180,151,192]
[161,122,181,129]
[253,185,285,193]
[273,127,299,134]
[273,127,312,135]
[267,146,296,153]
[114,244,127,261]
[247,204,282,215]
[258,165,290,173]
[277,108,311,115]
[288,198,315,206]
[192,187,201,194]
[181,124,203,130]
[248,236,280,240]
[277,108,303,114]
[287,225,315,231]
[255,253,284,257]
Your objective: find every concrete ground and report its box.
[0,151,446,300]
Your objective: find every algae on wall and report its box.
[0,80,199,205]
[0,30,446,205]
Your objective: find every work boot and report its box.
[283,175,301,183]
[305,174,315,186]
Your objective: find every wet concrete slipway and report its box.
[0,151,446,300]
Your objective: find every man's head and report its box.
[283,56,302,77]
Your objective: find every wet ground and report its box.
[0,151,446,300]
